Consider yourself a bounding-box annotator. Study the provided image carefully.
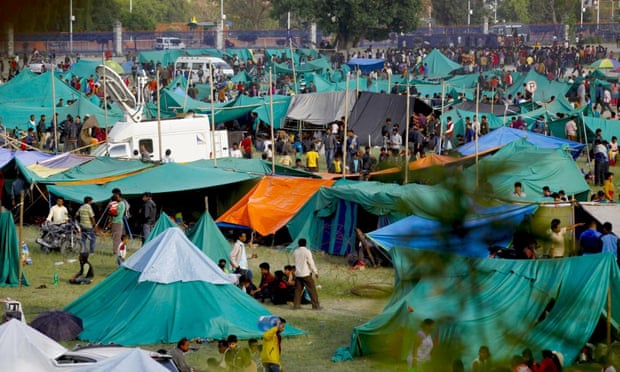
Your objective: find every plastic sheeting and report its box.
[368,204,538,257]
[65,228,303,345]
[48,161,258,203]
[0,319,67,372]
[217,176,335,236]
[0,211,28,287]
[461,139,591,201]
[286,91,356,125]
[71,348,169,372]
[147,212,231,264]
[0,148,14,169]
[124,228,231,284]
[348,92,435,146]
[420,49,463,79]
[583,116,620,143]
[457,126,584,159]
[346,58,385,74]
[350,252,620,367]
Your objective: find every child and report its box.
[117,234,128,266]
[69,252,94,284]
[332,155,342,174]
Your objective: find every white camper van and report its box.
[93,116,229,162]
[92,65,229,162]
[174,56,234,84]
[155,37,186,50]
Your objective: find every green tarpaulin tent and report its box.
[0,211,29,287]
[65,228,302,344]
[462,138,591,201]
[147,212,231,264]
[350,250,620,367]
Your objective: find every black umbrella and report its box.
[30,310,83,341]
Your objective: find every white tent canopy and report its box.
[71,348,169,372]
[581,203,620,230]
[0,319,67,372]
[124,227,231,284]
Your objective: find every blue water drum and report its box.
[257,315,280,331]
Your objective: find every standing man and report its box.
[37,114,46,148]
[324,128,337,173]
[76,196,96,254]
[140,192,157,243]
[230,232,252,281]
[241,133,253,159]
[46,196,69,225]
[293,238,321,310]
[261,318,286,372]
[109,192,126,255]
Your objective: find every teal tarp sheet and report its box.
[0,211,29,287]
[351,252,620,368]
[462,139,591,202]
[47,161,259,203]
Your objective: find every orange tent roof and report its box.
[407,153,462,170]
[216,176,335,236]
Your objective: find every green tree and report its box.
[270,0,422,50]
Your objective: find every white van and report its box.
[174,56,234,84]
[155,37,186,50]
[92,115,229,162]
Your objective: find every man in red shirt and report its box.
[240,133,253,159]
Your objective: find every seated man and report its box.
[253,262,276,302]
[170,338,196,372]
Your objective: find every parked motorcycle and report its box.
[36,220,83,255]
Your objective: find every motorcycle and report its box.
[36,220,83,255]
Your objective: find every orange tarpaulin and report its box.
[407,153,462,170]
[216,176,335,236]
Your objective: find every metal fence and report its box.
[1,29,321,56]
[2,23,620,56]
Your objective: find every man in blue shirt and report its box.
[579,220,602,255]
[601,222,619,259]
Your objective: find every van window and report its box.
[139,139,154,154]
[108,143,129,158]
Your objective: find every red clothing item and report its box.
[240,137,252,154]
[259,272,275,290]
[534,358,558,372]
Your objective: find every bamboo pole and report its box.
[439,80,446,154]
[404,72,410,185]
[343,74,350,177]
[269,68,275,174]
[209,63,218,167]
[156,70,162,161]
[18,191,24,288]
[475,83,480,188]
[50,62,58,154]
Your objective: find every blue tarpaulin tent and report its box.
[457,126,584,159]
[368,204,538,257]
[346,58,385,74]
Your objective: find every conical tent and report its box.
[0,319,67,372]
[187,211,231,263]
[0,211,29,287]
[145,214,178,243]
[65,228,302,344]
[420,49,463,79]
[147,212,231,263]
